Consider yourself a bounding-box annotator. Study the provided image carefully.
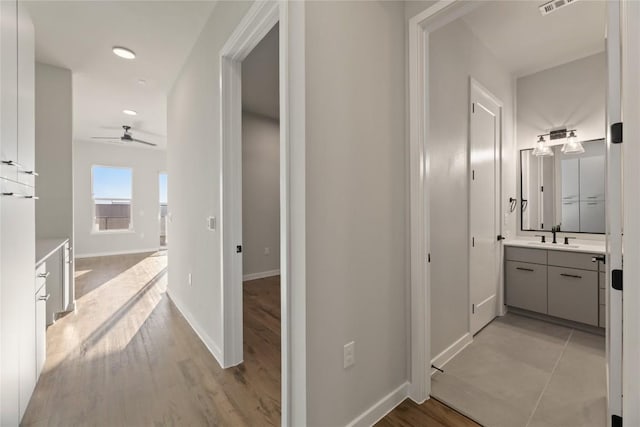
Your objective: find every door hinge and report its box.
[428,253,431,263]
[612,414,622,427]
[472,170,475,180]
[472,237,475,247]
[612,269,623,291]
[472,102,475,113]
[541,185,544,192]
[472,303,475,314]
[236,245,242,253]
[611,122,623,144]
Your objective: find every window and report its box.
[92,166,133,231]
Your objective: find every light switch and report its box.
[207,216,216,230]
[344,341,355,369]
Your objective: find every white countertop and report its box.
[503,237,605,254]
[36,238,69,266]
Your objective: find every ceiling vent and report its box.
[539,0,578,16]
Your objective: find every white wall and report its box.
[73,141,166,257]
[242,112,280,278]
[304,2,408,425]
[517,52,606,150]
[428,18,515,359]
[166,0,253,364]
[35,62,73,242]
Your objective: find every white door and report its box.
[606,0,622,422]
[469,80,501,335]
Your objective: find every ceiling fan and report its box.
[92,125,157,147]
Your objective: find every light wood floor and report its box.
[21,251,477,427]
[21,251,280,426]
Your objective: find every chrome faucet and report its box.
[551,225,560,244]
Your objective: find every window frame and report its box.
[90,164,135,234]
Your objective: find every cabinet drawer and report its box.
[505,247,547,265]
[548,266,598,326]
[548,250,599,271]
[505,261,548,313]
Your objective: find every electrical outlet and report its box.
[343,341,355,369]
[188,273,192,286]
[264,247,270,256]
[207,216,216,231]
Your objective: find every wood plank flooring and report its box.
[377,398,480,427]
[21,251,476,427]
[21,251,280,427]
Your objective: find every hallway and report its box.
[22,252,281,426]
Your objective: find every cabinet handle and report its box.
[24,195,39,200]
[1,160,22,168]
[560,273,582,279]
[23,170,38,176]
[37,272,50,279]
[38,294,50,302]
[516,267,534,272]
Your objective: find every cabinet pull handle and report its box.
[587,202,597,205]
[587,196,598,199]
[516,267,534,272]
[24,195,39,200]
[1,160,22,168]
[560,273,582,279]
[38,294,50,302]
[37,272,50,279]
[24,170,38,176]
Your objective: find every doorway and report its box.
[409,1,619,426]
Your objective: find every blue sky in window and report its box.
[92,166,132,200]
[159,173,168,204]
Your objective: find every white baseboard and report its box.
[166,288,224,367]
[430,332,472,375]
[243,269,280,281]
[346,382,409,427]
[75,247,162,259]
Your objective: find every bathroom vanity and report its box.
[504,240,606,329]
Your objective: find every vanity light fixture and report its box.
[561,130,585,154]
[122,109,137,116]
[533,135,554,157]
[112,46,136,60]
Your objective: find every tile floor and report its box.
[431,313,606,427]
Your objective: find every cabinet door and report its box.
[548,266,598,326]
[36,285,47,379]
[561,158,580,201]
[505,261,548,313]
[561,200,580,232]
[16,2,34,186]
[45,248,63,324]
[1,0,18,182]
[580,200,605,234]
[579,155,605,201]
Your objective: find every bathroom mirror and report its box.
[520,139,605,234]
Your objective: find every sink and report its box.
[526,242,579,249]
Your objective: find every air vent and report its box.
[539,0,578,16]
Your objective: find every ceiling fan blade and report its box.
[131,137,157,147]
[92,136,121,139]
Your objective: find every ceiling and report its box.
[461,0,606,77]
[25,1,218,149]
[242,23,279,120]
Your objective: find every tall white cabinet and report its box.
[1,1,37,424]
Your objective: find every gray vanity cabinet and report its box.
[548,266,598,326]
[505,246,603,328]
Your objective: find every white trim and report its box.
[430,333,472,375]
[167,288,224,366]
[243,269,280,281]
[74,247,161,259]
[346,382,410,427]
[622,1,640,424]
[220,2,305,426]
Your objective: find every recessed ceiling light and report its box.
[112,46,136,60]
[123,109,137,116]
[137,79,146,85]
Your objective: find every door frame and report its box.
[468,78,503,336]
[220,1,307,425]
